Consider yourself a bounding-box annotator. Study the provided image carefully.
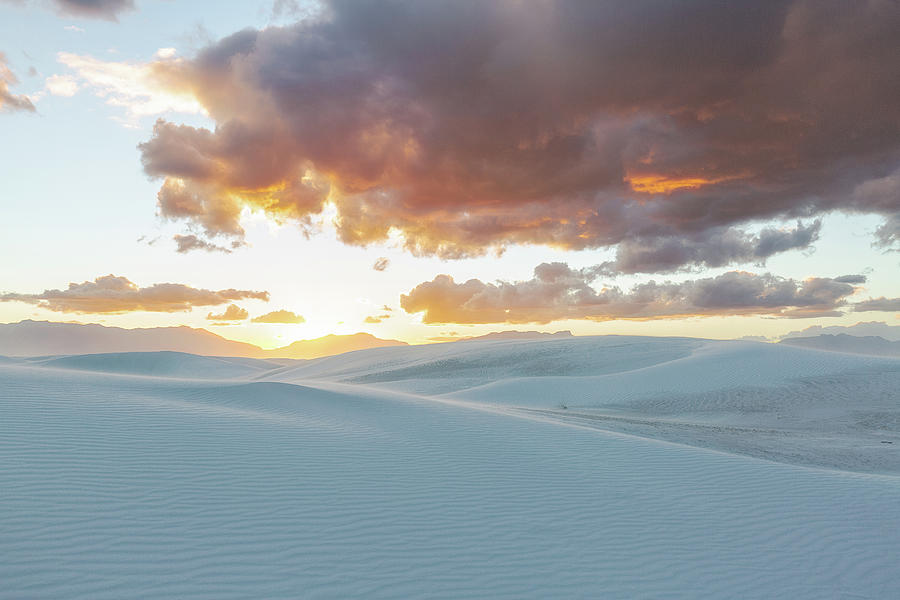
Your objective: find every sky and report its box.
[0,0,898,348]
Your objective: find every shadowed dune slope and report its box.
[268,335,705,393]
[31,351,284,380]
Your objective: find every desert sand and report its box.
[2,336,898,598]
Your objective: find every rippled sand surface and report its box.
[2,337,899,598]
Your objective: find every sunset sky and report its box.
[1,0,898,348]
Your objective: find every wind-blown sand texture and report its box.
[2,336,898,598]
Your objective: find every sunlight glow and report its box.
[626,175,716,194]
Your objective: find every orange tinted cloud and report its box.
[134,1,899,262]
[251,309,306,324]
[401,264,865,324]
[626,175,714,194]
[625,171,750,195]
[1,274,269,314]
[0,54,35,114]
[206,304,249,321]
[364,313,391,324]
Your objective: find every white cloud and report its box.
[154,48,177,59]
[56,51,205,122]
[44,74,79,97]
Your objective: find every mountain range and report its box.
[779,334,900,357]
[0,320,407,360]
[5,319,900,360]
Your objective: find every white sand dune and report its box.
[271,336,892,397]
[274,337,900,474]
[268,335,705,393]
[27,351,285,380]
[1,336,899,598]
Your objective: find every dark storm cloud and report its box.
[138,0,900,259]
[401,263,865,324]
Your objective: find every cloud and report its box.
[598,220,821,275]
[137,234,159,246]
[206,303,249,321]
[873,213,900,251]
[252,309,305,324]
[44,73,79,97]
[0,53,36,113]
[64,24,85,32]
[0,274,269,313]
[269,0,319,23]
[53,0,134,21]
[3,0,134,20]
[56,51,205,121]
[852,297,900,312]
[364,313,390,324]
[852,167,900,251]
[173,234,238,254]
[132,0,900,259]
[401,263,865,324]
[833,274,868,284]
[372,257,390,271]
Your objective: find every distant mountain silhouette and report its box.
[781,321,900,342]
[0,320,262,357]
[268,333,407,359]
[457,330,574,342]
[0,320,406,360]
[779,334,900,357]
